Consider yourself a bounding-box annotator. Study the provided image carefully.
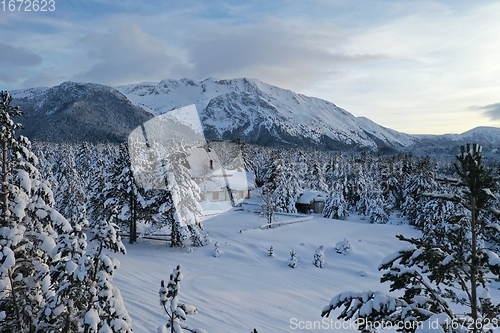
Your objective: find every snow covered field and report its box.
[113,209,424,332]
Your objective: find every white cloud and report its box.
[179,18,385,90]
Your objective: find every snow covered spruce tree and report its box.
[80,213,133,333]
[0,92,132,332]
[417,196,457,243]
[100,143,142,243]
[380,156,404,211]
[44,207,134,333]
[288,249,298,268]
[344,164,367,213]
[244,145,272,188]
[37,218,89,332]
[314,245,325,268]
[52,143,88,227]
[323,183,349,220]
[322,144,500,333]
[400,157,438,226]
[163,148,204,247]
[75,141,93,191]
[365,190,391,224]
[266,150,301,213]
[304,159,329,193]
[260,184,278,226]
[88,146,113,222]
[158,264,206,333]
[213,241,222,257]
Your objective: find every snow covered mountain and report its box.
[117,78,415,151]
[442,126,500,145]
[413,126,500,152]
[9,78,500,152]
[11,82,153,143]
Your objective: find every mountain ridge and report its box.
[8,78,500,151]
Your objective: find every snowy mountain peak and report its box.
[117,78,414,151]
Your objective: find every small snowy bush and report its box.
[158,265,207,333]
[213,242,222,257]
[202,232,211,246]
[335,238,353,255]
[288,249,298,268]
[268,246,274,257]
[314,245,325,268]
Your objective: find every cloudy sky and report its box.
[1,0,499,134]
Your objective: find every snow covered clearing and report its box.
[113,210,425,332]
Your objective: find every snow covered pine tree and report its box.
[322,144,500,333]
[52,144,88,227]
[323,184,349,220]
[267,150,301,213]
[158,265,206,333]
[100,143,141,244]
[81,212,133,333]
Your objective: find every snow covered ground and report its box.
[112,209,431,332]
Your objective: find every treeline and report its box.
[33,140,499,238]
[246,144,499,233]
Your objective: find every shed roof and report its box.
[296,190,327,204]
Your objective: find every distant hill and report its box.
[12,82,153,143]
